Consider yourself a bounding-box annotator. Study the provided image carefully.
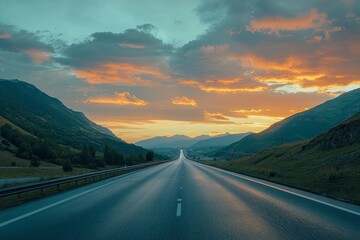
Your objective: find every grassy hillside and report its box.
[207,112,360,204]
[215,88,360,158]
[0,79,159,177]
[0,79,145,155]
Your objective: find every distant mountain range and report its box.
[0,79,145,155]
[136,134,210,149]
[214,88,360,158]
[136,132,252,149]
[190,132,252,149]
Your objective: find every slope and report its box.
[136,134,210,149]
[0,79,145,155]
[217,88,360,157]
[210,112,360,204]
[191,132,253,149]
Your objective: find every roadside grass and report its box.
[206,142,360,205]
[0,151,59,168]
[0,150,93,190]
[0,167,93,179]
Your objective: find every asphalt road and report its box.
[0,150,359,239]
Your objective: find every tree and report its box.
[80,146,95,165]
[146,151,154,162]
[103,145,123,165]
[30,156,41,167]
[33,141,55,160]
[17,142,32,160]
[96,158,105,167]
[138,154,144,162]
[63,159,73,172]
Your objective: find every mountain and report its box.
[190,132,253,149]
[216,88,360,158]
[304,111,360,151]
[209,111,360,204]
[0,79,144,155]
[136,134,210,149]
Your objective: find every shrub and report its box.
[62,160,73,172]
[269,171,276,178]
[30,157,41,167]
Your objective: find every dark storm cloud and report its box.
[58,28,173,68]
[172,0,360,91]
[0,23,53,54]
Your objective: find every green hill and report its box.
[0,79,145,155]
[210,112,360,204]
[215,88,360,158]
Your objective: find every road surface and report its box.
[0,150,359,239]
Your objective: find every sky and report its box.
[0,0,359,143]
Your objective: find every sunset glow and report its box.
[0,0,359,142]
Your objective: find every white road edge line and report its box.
[198,162,360,217]
[0,171,144,228]
[176,203,182,217]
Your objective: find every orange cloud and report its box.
[84,92,148,106]
[0,33,11,39]
[247,9,328,35]
[199,85,267,93]
[171,96,197,107]
[73,62,169,85]
[236,53,304,73]
[218,79,241,84]
[180,79,267,93]
[231,109,263,114]
[118,43,145,49]
[255,74,326,85]
[22,49,51,64]
[204,111,229,121]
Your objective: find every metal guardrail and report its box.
[0,161,166,198]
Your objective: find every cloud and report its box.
[172,0,359,94]
[0,33,11,39]
[59,29,172,68]
[84,92,148,106]
[246,9,328,35]
[73,62,169,85]
[118,43,145,49]
[58,28,172,85]
[171,96,197,107]
[180,79,268,93]
[236,53,304,73]
[204,111,229,121]
[0,23,53,63]
[21,49,50,63]
[231,109,263,114]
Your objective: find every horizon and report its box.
[1,0,359,143]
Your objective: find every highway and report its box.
[0,150,359,239]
